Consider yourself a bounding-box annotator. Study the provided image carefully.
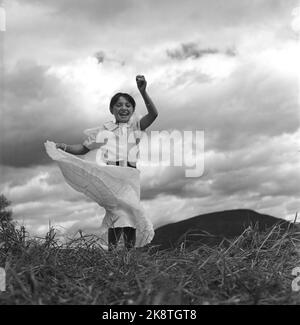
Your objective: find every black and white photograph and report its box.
[0,0,300,307]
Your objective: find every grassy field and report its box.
[0,222,300,305]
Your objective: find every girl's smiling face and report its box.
[112,96,134,123]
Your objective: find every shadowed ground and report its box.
[1,208,300,304]
[149,209,298,250]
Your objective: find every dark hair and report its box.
[109,93,136,114]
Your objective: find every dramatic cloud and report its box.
[5,0,298,67]
[139,130,300,200]
[0,164,104,234]
[167,43,220,60]
[18,0,299,28]
[94,51,106,64]
[154,50,299,152]
[1,61,92,166]
[20,0,136,22]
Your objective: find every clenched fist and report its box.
[136,75,147,93]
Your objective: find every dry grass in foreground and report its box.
[0,222,300,305]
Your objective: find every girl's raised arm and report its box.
[136,75,158,131]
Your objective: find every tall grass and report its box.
[0,221,300,305]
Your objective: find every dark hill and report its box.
[149,209,296,250]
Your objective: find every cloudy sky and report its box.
[0,0,300,238]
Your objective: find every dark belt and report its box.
[106,161,136,169]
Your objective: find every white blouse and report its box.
[82,115,143,165]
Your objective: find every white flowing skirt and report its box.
[44,141,154,247]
